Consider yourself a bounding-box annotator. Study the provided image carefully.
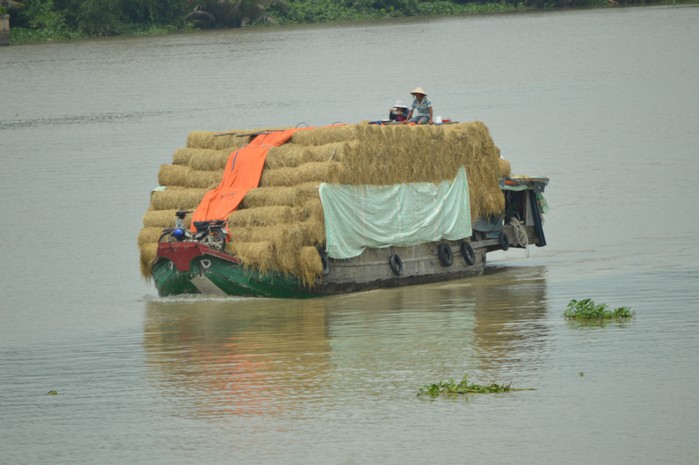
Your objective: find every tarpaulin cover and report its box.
[319,166,472,259]
[191,129,302,226]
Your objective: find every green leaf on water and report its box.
[417,374,532,397]
[564,298,634,320]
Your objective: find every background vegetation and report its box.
[2,0,690,44]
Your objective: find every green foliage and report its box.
[9,1,694,44]
[564,298,634,320]
[417,374,530,396]
[17,0,66,31]
[187,0,289,28]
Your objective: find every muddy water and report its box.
[1,5,698,464]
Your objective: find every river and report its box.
[1,5,698,464]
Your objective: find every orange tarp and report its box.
[191,128,303,225]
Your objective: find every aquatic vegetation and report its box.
[564,298,634,320]
[418,374,529,397]
[47,390,58,396]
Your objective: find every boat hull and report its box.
[153,238,495,299]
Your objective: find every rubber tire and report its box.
[389,254,404,276]
[201,230,225,251]
[437,243,453,267]
[498,231,510,251]
[158,232,172,243]
[319,249,331,276]
[460,241,476,266]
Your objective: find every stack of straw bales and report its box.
[139,122,511,286]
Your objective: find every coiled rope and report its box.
[510,217,529,257]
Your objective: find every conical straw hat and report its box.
[410,86,427,95]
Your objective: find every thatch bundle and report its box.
[139,122,511,285]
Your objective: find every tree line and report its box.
[2,0,668,42]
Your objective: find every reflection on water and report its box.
[472,266,549,372]
[144,265,549,417]
[144,298,331,416]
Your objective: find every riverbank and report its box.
[6,1,698,46]
[2,2,599,45]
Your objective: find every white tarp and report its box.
[319,166,472,259]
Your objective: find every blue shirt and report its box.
[411,96,432,117]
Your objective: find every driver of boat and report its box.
[404,87,433,125]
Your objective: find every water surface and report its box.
[1,6,698,464]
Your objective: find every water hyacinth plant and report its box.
[417,374,528,397]
[564,298,634,320]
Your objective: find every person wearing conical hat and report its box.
[404,86,433,125]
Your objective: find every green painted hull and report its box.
[152,243,322,298]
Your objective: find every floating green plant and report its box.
[417,374,530,397]
[564,298,634,320]
[47,390,58,396]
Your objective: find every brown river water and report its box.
[1,5,698,464]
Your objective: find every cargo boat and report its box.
[140,122,548,298]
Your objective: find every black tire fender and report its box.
[498,231,510,251]
[460,241,476,266]
[389,254,404,276]
[437,243,453,267]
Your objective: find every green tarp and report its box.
[319,166,472,259]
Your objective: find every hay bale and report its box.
[142,209,186,228]
[140,243,158,279]
[290,124,358,146]
[265,142,349,168]
[233,241,274,274]
[498,158,511,178]
[260,161,347,187]
[149,187,208,210]
[298,246,324,286]
[228,205,295,227]
[240,186,300,208]
[138,227,164,247]
[158,164,188,187]
[172,148,194,166]
[184,149,231,171]
[186,131,216,149]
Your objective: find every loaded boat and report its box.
[139,122,548,298]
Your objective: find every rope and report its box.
[510,217,529,257]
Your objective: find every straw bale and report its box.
[233,241,275,274]
[138,227,165,247]
[172,148,194,166]
[228,205,295,227]
[140,243,158,279]
[186,131,216,149]
[300,218,326,244]
[290,124,358,146]
[260,161,347,187]
[265,142,349,168]
[142,209,189,228]
[268,223,307,274]
[149,187,208,210]
[297,246,324,287]
[211,133,254,151]
[158,164,188,187]
[240,186,300,208]
[184,169,223,189]
[498,158,511,178]
[183,149,231,171]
